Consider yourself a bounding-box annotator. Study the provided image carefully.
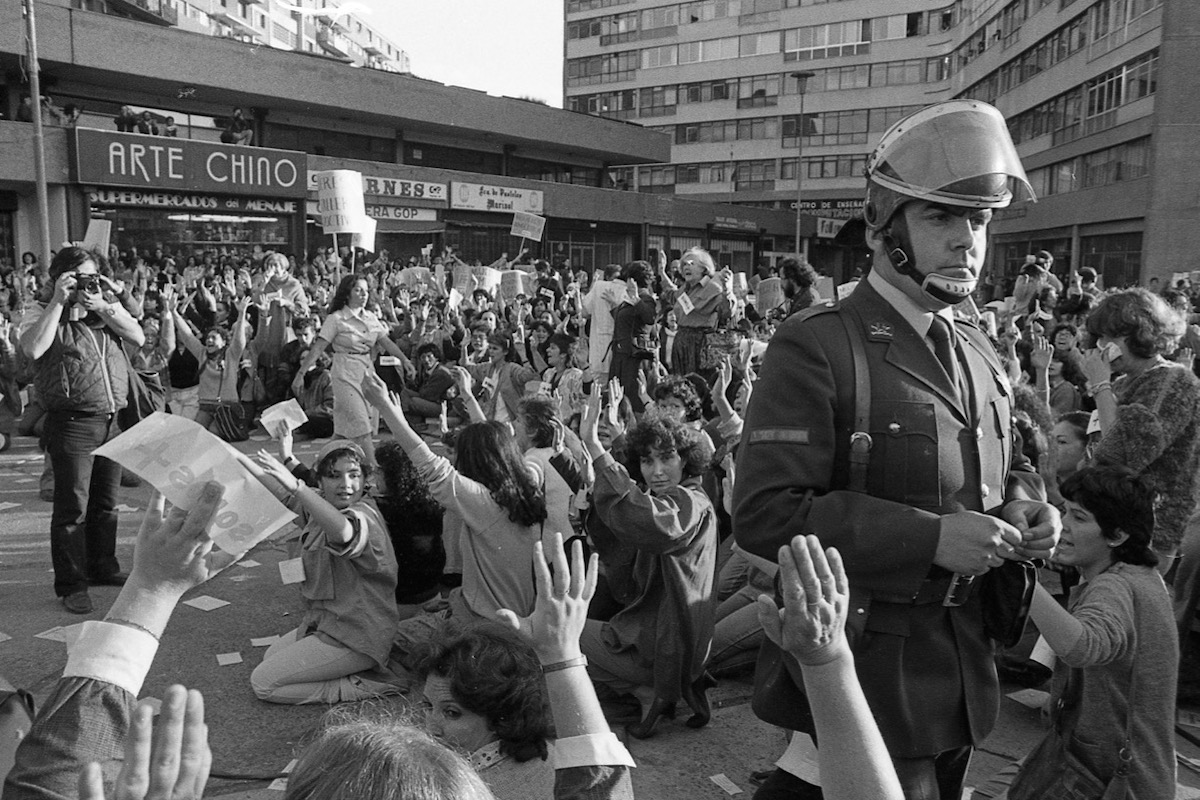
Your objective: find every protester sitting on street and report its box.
[248,439,404,704]
[414,623,555,799]
[272,315,318,403]
[975,466,1178,799]
[578,386,718,740]
[400,342,456,421]
[292,347,335,439]
[541,332,585,426]
[464,333,539,423]
[168,294,251,441]
[363,372,549,658]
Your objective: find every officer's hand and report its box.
[934,511,1024,576]
[999,499,1061,561]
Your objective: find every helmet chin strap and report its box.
[880,215,976,306]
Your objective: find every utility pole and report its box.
[24,0,53,273]
[790,71,815,260]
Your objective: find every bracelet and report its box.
[541,655,588,673]
[1088,380,1112,397]
[104,617,160,642]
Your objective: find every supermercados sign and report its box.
[450,182,544,214]
[74,128,307,198]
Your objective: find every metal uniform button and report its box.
[888,422,901,434]
[975,427,984,440]
[981,484,990,498]
[855,607,865,616]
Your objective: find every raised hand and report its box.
[1029,335,1052,373]
[496,533,598,664]
[757,535,850,667]
[78,685,211,800]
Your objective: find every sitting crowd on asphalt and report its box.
[3,202,1200,799]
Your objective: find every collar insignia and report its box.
[868,322,893,339]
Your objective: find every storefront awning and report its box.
[375,219,444,234]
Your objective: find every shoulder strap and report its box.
[837,305,872,494]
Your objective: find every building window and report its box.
[737,74,779,107]
[638,85,678,117]
[1080,231,1143,288]
[783,20,871,61]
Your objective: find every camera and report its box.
[74,275,99,294]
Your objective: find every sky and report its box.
[365,0,566,108]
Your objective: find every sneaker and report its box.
[62,590,93,614]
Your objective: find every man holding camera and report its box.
[19,247,145,614]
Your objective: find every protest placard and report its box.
[452,265,475,294]
[815,276,834,300]
[313,170,367,234]
[731,272,748,298]
[95,413,296,557]
[500,270,534,301]
[400,266,432,291]
[510,211,546,242]
[836,280,859,300]
[350,216,376,252]
[756,277,784,312]
[472,266,501,295]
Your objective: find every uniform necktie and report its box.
[928,315,959,389]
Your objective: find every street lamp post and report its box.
[790,70,815,260]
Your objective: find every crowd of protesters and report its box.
[4,98,1200,799]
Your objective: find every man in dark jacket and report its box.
[734,101,1060,800]
[18,247,145,614]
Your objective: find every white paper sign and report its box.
[260,399,308,435]
[350,216,377,252]
[677,291,696,315]
[314,170,367,234]
[94,413,296,556]
[472,267,501,294]
[510,211,546,242]
[500,270,533,301]
[836,280,859,300]
[216,652,243,666]
[755,277,784,312]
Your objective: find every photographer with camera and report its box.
[18,247,145,615]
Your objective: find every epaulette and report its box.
[791,298,841,324]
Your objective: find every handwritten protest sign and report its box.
[95,413,295,556]
[472,266,501,295]
[400,266,432,290]
[510,211,546,242]
[500,270,534,301]
[755,277,784,312]
[815,276,834,300]
[314,170,367,234]
[453,265,475,294]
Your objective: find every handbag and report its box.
[1008,638,1137,800]
[212,401,248,442]
[118,347,167,431]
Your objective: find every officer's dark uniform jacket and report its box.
[32,308,130,414]
[733,276,1042,757]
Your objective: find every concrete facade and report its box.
[565,0,1193,286]
[0,2,796,272]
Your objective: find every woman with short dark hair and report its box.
[414,623,554,800]
[978,466,1177,800]
[1080,288,1200,563]
[579,389,718,740]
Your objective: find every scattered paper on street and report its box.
[183,595,230,612]
[709,774,742,795]
[216,652,243,666]
[251,635,281,647]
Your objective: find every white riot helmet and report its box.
[863,100,1035,304]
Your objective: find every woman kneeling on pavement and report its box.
[247,439,404,704]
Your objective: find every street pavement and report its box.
[3,429,1200,798]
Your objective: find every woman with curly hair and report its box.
[363,374,550,670]
[375,440,446,618]
[659,247,731,376]
[578,386,718,739]
[415,623,554,800]
[1080,287,1200,565]
[292,273,414,465]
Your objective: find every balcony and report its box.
[363,42,387,57]
[210,9,259,38]
[317,26,352,57]
[106,0,178,27]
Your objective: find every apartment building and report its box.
[564,0,1200,286]
[65,0,409,73]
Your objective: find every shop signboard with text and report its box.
[450,182,544,214]
[89,190,299,213]
[307,172,445,204]
[74,128,307,197]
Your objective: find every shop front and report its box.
[446,181,547,264]
[73,128,307,261]
[305,171,446,260]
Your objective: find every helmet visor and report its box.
[868,101,1035,208]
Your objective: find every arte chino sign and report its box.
[74,128,307,198]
